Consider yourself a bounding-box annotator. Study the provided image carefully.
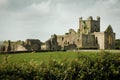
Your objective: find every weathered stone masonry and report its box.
[0,16,116,52]
[45,16,115,50]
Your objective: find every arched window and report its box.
[108,35,112,45]
[96,37,98,44]
[62,37,64,41]
[68,42,69,44]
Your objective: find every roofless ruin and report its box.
[0,16,116,52]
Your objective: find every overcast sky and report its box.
[0,0,120,42]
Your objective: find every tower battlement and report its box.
[79,16,100,34]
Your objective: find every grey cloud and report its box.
[0,0,120,41]
[0,0,50,12]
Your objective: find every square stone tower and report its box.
[79,16,100,34]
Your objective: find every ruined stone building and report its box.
[0,16,116,52]
[25,39,41,51]
[0,39,41,52]
[45,16,115,50]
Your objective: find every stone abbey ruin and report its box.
[0,16,118,52]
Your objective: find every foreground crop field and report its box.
[0,51,120,80]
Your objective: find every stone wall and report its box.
[25,39,41,51]
[0,40,25,52]
[56,33,98,50]
[45,34,59,50]
[56,34,81,50]
[82,34,98,49]
[94,32,105,49]
[94,25,115,49]
[0,39,42,52]
[16,45,27,51]
[104,25,115,49]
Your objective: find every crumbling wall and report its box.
[25,39,41,51]
[45,34,59,50]
[104,25,115,49]
[82,34,98,49]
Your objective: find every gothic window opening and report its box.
[68,42,69,44]
[108,35,112,45]
[62,37,64,41]
[96,37,98,44]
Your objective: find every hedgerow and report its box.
[0,52,120,80]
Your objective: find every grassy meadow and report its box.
[0,51,120,80]
[0,51,97,64]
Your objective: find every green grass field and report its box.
[0,51,119,64]
[0,51,99,64]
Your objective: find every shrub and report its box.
[0,52,120,80]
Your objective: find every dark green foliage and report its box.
[0,52,120,80]
[115,39,120,49]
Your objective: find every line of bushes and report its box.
[0,52,120,80]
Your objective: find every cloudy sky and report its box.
[0,0,120,42]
